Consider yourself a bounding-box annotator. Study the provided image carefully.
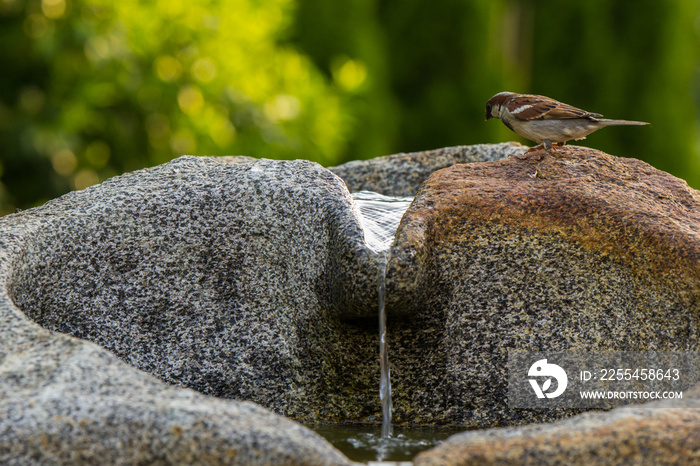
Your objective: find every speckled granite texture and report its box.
[329,142,525,196]
[1,146,515,463]
[414,391,700,465]
[384,146,700,426]
[0,328,351,465]
[6,156,385,421]
[2,144,699,463]
[1,157,361,465]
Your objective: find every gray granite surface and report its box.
[2,144,699,463]
[1,156,363,464]
[384,146,700,426]
[414,391,700,465]
[329,142,524,196]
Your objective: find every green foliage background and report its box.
[1,0,699,214]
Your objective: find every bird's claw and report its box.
[510,146,548,161]
[510,142,565,161]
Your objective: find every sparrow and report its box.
[485,92,649,154]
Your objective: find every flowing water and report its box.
[351,191,414,255]
[351,191,414,456]
[305,423,463,463]
[304,191,466,461]
[377,258,391,438]
[308,191,461,462]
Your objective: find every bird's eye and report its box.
[486,104,492,114]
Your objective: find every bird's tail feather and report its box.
[598,119,650,126]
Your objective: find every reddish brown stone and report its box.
[415,393,700,465]
[384,146,700,426]
[389,145,700,311]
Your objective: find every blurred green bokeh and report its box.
[1,0,699,214]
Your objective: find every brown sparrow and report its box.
[485,92,649,153]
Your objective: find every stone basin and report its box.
[1,143,699,464]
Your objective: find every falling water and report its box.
[377,257,391,438]
[351,191,413,443]
[352,191,413,254]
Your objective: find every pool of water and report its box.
[305,424,464,463]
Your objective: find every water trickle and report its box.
[378,258,392,439]
[351,191,413,255]
[352,191,413,442]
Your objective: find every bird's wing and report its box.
[507,94,603,121]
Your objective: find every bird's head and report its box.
[485,92,515,121]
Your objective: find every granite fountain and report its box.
[1,143,699,464]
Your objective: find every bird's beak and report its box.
[485,113,492,121]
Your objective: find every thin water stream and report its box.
[309,191,459,462]
[350,191,414,460]
[377,257,391,438]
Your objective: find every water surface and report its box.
[306,424,463,462]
